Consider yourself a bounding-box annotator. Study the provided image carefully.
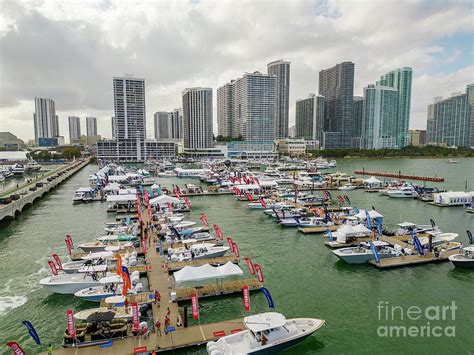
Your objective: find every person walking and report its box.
[155,319,161,336]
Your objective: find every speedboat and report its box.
[73,307,133,321]
[387,187,419,198]
[62,258,108,274]
[168,243,229,262]
[10,163,25,175]
[78,241,133,253]
[206,312,325,354]
[39,273,103,294]
[338,185,356,191]
[449,246,474,268]
[332,241,400,264]
[280,216,332,228]
[97,234,137,243]
[74,274,143,302]
[445,159,460,164]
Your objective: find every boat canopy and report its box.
[118,188,137,195]
[334,224,372,243]
[173,261,243,283]
[397,222,417,228]
[244,312,286,333]
[76,187,94,193]
[104,183,121,191]
[106,194,136,202]
[99,275,123,284]
[108,175,129,182]
[150,183,160,189]
[149,194,181,206]
[354,209,383,219]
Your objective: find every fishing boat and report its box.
[74,307,133,321]
[74,274,143,302]
[10,163,25,175]
[168,243,229,262]
[206,312,325,354]
[96,234,137,243]
[279,216,332,228]
[448,246,474,268]
[78,241,133,253]
[332,241,400,264]
[62,258,108,274]
[39,273,103,294]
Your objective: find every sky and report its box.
[0,0,473,143]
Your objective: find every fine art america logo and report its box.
[377,301,457,338]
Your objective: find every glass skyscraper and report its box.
[295,93,324,143]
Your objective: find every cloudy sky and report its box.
[0,0,473,143]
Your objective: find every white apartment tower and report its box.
[182,88,213,149]
[33,97,59,144]
[217,81,235,137]
[68,116,81,142]
[267,60,290,138]
[86,116,98,136]
[154,112,171,139]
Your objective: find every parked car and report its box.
[29,186,37,191]
[36,182,44,187]
[0,197,12,204]
[10,194,20,200]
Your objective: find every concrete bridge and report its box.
[0,160,89,222]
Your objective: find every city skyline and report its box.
[1,1,473,142]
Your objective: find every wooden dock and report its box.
[167,255,239,272]
[176,278,263,301]
[354,170,444,182]
[369,249,459,269]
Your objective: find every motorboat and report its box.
[332,241,400,264]
[74,274,143,302]
[73,187,94,203]
[39,273,103,294]
[280,216,333,228]
[62,258,108,274]
[449,246,474,268]
[73,307,133,321]
[168,243,229,262]
[78,241,133,253]
[338,185,356,191]
[10,163,25,175]
[387,187,419,198]
[96,234,137,243]
[80,251,115,261]
[270,208,306,220]
[206,312,325,354]
[445,159,460,164]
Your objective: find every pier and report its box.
[369,249,459,268]
[354,170,444,182]
[0,160,89,222]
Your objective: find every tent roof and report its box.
[354,209,383,219]
[106,194,136,202]
[149,194,181,206]
[104,183,121,191]
[363,176,383,184]
[173,261,243,283]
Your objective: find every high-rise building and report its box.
[182,88,213,150]
[234,72,276,141]
[352,96,364,148]
[361,83,398,149]
[154,112,171,139]
[170,109,183,139]
[318,61,355,149]
[466,83,474,146]
[217,81,235,138]
[267,60,290,138]
[408,130,427,146]
[111,116,116,138]
[68,116,81,142]
[295,93,324,143]
[379,67,412,148]
[426,90,470,147]
[86,116,97,136]
[33,97,57,144]
[113,76,146,140]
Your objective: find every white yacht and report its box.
[280,216,332,228]
[10,163,25,175]
[387,186,419,198]
[449,246,474,268]
[168,243,229,262]
[332,241,400,264]
[337,185,357,191]
[39,273,103,294]
[206,312,325,354]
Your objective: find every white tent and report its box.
[108,175,129,182]
[363,176,383,184]
[173,261,243,283]
[118,188,137,195]
[354,209,383,219]
[149,194,181,206]
[334,224,372,243]
[106,194,136,202]
[104,183,121,192]
[150,183,160,190]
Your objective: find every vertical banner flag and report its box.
[191,293,199,319]
[365,210,372,230]
[467,230,473,245]
[337,195,345,204]
[6,342,26,355]
[344,195,351,205]
[115,254,122,275]
[213,224,223,240]
[48,260,58,276]
[260,198,267,209]
[21,320,41,345]
[327,229,334,241]
[66,309,76,337]
[244,258,255,274]
[376,222,383,236]
[245,192,253,202]
[261,288,275,309]
[65,238,72,255]
[66,235,74,249]
[233,243,240,258]
[132,302,139,332]
[368,241,381,264]
[229,176,235,184]
[52,253,63,270]
[254,264,264,283]
[242,286,250,311]
[226,237,235,252]
[183,196,191,209]
[200,212,209,226]
[121,273,130,296]
[122,266,130,279]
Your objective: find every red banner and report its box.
[233,243,240,258]
[65,238,72,255]
[175,190,181,199]
[183,196,191,209]
[229,176,235,184]
[255,177,260,185]
[337,195,345,203]
[132,302,139,331]
[48,260,58,275]
[115,254,122,275]
[213,224,223,240]
[260,198,267,208]
[122,273,130,296]
[244,258,255,274]
[226,237,234,252]
[254,264,264,283]
[52,253,63,270]
[235,177,241,184]
[250,176,255,184]
[242,285,250,311]
[66,309,76,337]
[6,342,26,355]
[66,235,74,249]
[200,212,209,226]
[134,346,147,353]
[243,176,249,184]
[245,192,253,202]
[191,293,199,319]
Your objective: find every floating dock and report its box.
[354,170,444,182]
[298,225,338,234]
[176,278,263,301]
[369,249,459,269]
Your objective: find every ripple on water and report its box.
[0,295,28,316]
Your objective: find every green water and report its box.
[0,159,473,354]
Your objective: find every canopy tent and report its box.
[354,209,384,219]
[173,261,243,283]
[149,194,181,206]
[118,188,137,195]
[106,194,136,202]
[334,224,372,243]
[104,183,121,192]
[363,176,383,185]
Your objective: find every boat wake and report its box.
[0,295,28,316]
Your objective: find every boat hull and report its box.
[449,255,474,268]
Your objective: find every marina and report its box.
[0,157,472,354]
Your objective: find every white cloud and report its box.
[0,0,472,141]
